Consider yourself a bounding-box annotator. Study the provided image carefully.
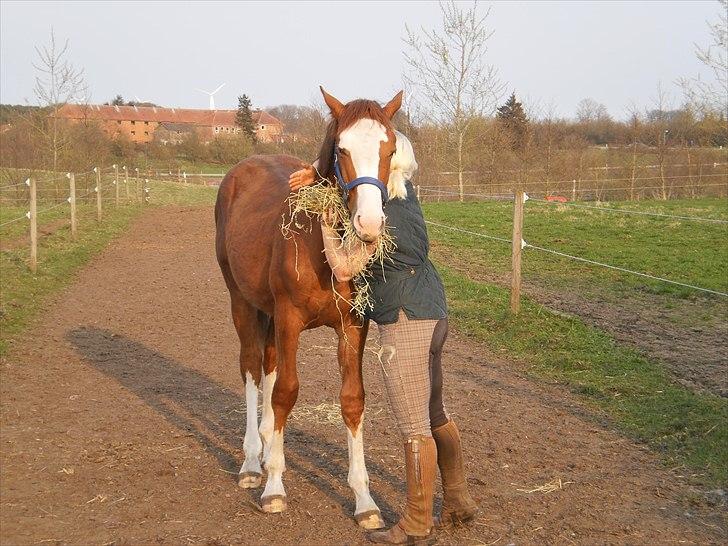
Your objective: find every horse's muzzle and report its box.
[354,214,385,243]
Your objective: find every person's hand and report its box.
[289,163,316,191]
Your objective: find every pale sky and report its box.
[0,1,722,120]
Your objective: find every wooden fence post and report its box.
[134,168,140,202]
[416,184,421,202]
[95,167,102,222]
[114,164,120,207]
[29,178,37,273]
[571,179,576,202]
[510,190,525,314]
[143,179,149,205]
[123,166,129,199]
[68,172,77,240]
[177,168,181,183]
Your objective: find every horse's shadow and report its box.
[66,327,401,521]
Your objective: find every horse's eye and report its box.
[339,148,349,156]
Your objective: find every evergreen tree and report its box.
[236,94,257,143]
[497,92,529,151]
[111,95,125,106]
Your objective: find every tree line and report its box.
[1,1,725,199]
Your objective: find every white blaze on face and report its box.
[338,119,388,241]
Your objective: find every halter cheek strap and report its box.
[333,151,389,204]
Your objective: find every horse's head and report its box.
[318,87,403,243]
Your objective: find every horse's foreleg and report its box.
[337,322,384,530]
[261,312,301,514]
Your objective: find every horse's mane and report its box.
[316,99,414,200]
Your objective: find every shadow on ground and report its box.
[67,326,401,521]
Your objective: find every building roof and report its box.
[55,103,283,128]
[158,122,196,132]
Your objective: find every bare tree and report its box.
[576,98,610,123]
[625,102,642,201]
[32,29,87,173]
[678,0,728,115]
[649,83,673,200]
[403,1,504,201]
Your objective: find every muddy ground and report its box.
[1,207,725,545]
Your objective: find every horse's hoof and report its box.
[238,471,262,489]
[261,494,287,513]
[356,509,385,530]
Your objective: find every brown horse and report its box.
[214,88,402,529]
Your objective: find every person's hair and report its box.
[388,130,418,200]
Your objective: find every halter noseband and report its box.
[333,147,389,204]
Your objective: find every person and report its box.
[288,135,477,544]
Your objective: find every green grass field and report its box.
[0,179,218,355]
[423,198,728,298]
[422,198,728,485]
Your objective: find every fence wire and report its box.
[523,242,728,297]
[423,217,727,298]
[529,197,728,224]
[421,171,728,189]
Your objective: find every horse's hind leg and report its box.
[230,295,266,489]
[258,318,277,459]
[337,321,384,530]
[261,307,302,514]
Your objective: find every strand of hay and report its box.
[281,181,396,317]
[515,477,573,494]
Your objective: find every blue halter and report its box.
[333,148,389,204]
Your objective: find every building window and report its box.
[261,125,265,129]
[144,131,149,136]
[117,120,122,125]
[215,126,220,133]
[144,121,149,125]
[131,120,136,125]
[131,131,136,136]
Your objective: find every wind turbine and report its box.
[196,83,226,110]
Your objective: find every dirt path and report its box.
[1,207,724,545]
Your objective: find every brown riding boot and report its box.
[432,420,478,527]
[368,435,437,545]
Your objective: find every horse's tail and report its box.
[214,169,238,288]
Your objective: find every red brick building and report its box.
[55,104,284,144]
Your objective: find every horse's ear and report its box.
[383,90,403,119]
[320,86,344,119]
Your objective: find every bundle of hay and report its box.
[281,181,395,317]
